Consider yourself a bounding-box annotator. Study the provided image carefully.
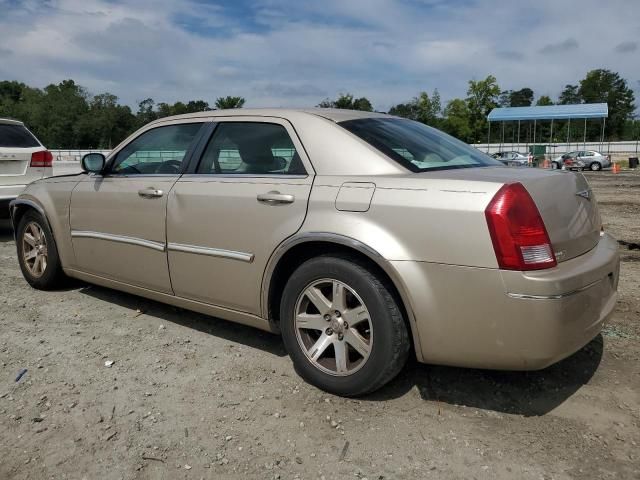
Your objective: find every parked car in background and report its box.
[0,118,52,217]
[9,109,619,396]
[552,151,610,171]
[491,151,529,167]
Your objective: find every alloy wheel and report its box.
[294,278,373,376]
[22,221,48,278]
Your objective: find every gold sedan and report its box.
[10,109,619,396]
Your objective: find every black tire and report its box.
[280,254,410,396]
[551,162,559,170]
[16,210,66,290]
[590,162,602,171]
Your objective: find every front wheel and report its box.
[280,255,409,396]
[16,211,66,289]
[551,162,559,170]
[590,162,602,171]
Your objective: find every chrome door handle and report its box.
[257,191,295,205]
[138,188,164,198]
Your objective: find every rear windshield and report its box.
[0,124,41,148]
[340,117,502,172]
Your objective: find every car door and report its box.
[166,118,314,314]
[69,121,205,293]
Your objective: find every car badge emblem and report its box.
[575,189,591,201]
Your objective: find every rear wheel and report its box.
[590,162,602,171]
[551,162,559,170]
[280,255,409,396]
[16,211,65,289]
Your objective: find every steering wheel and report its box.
[156,160,182,174]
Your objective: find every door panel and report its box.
[166,119,314,314]
[68,121,205,293]
[70,176,177,292]
[167,177,311,312]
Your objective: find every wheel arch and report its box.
[262,233,424,361]
[9,199,53,237]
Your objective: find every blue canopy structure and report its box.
[488,103,608,122]
[485,103,609,155]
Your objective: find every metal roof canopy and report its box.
[488,103,608,121]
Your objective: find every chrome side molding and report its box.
[70,231,255,263]
[71,230,166,252]
[167,242,255,263]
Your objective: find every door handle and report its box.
[138,188,164,198]
[257,191,295,205]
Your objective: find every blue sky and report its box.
[0,0,638,111]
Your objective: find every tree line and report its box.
[0,69,637,149]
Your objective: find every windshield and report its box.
[340,117,502,172]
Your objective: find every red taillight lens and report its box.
[485,183,556,271]
[30,150,53,168]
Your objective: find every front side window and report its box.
[110,123,203,175]
[197,122,306,175]
[340,118,502,172]
[0,124,41,148]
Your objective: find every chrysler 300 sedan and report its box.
[10,109,619,396]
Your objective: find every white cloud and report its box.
[0,0,638,111]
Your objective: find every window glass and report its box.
[0,124,40,148]
[110,123,203,175]
[340,118,502,172]
[197,122,306,175]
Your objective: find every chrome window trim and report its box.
[507,277,604,300]
[167,242,254,263]
[180,173,309,180]
[71,230,166,252]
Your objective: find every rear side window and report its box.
[340,118,502,172]
[197,122,306,175]
[0,124,41,148]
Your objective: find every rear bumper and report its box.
[393,233,620,370]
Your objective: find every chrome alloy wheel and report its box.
[22,221,48,278]
[294,278,373,376]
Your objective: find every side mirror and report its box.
[81,153,105,173]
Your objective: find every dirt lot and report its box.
[1,170,639,480]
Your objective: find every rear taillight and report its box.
[30,150,53,168]
[485,183,557,271]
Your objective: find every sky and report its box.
[0,0,639,111]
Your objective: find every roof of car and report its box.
[150,108,390,125]
[0,118,24,126]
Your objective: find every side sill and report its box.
[64,268,275,333]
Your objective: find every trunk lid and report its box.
[414,167,601,263]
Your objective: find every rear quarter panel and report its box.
[301,175,502,267]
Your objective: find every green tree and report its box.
[75,93,135,148]
[509,88,534,107]
[466,75,500,142]
[536,95,554,106]
[558,84,581,104]
[136,98,158,127]
[388,89,441,126]
[317,93,374,111]
[578,69,636,139]
[31,80,89,148]
[498,88,534,107]
[441,98,472,142]
[215,96,245,109]
[388,102,419,120]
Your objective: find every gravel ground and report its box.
[0,170,639,480]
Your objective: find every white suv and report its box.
[0,118,52,217]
